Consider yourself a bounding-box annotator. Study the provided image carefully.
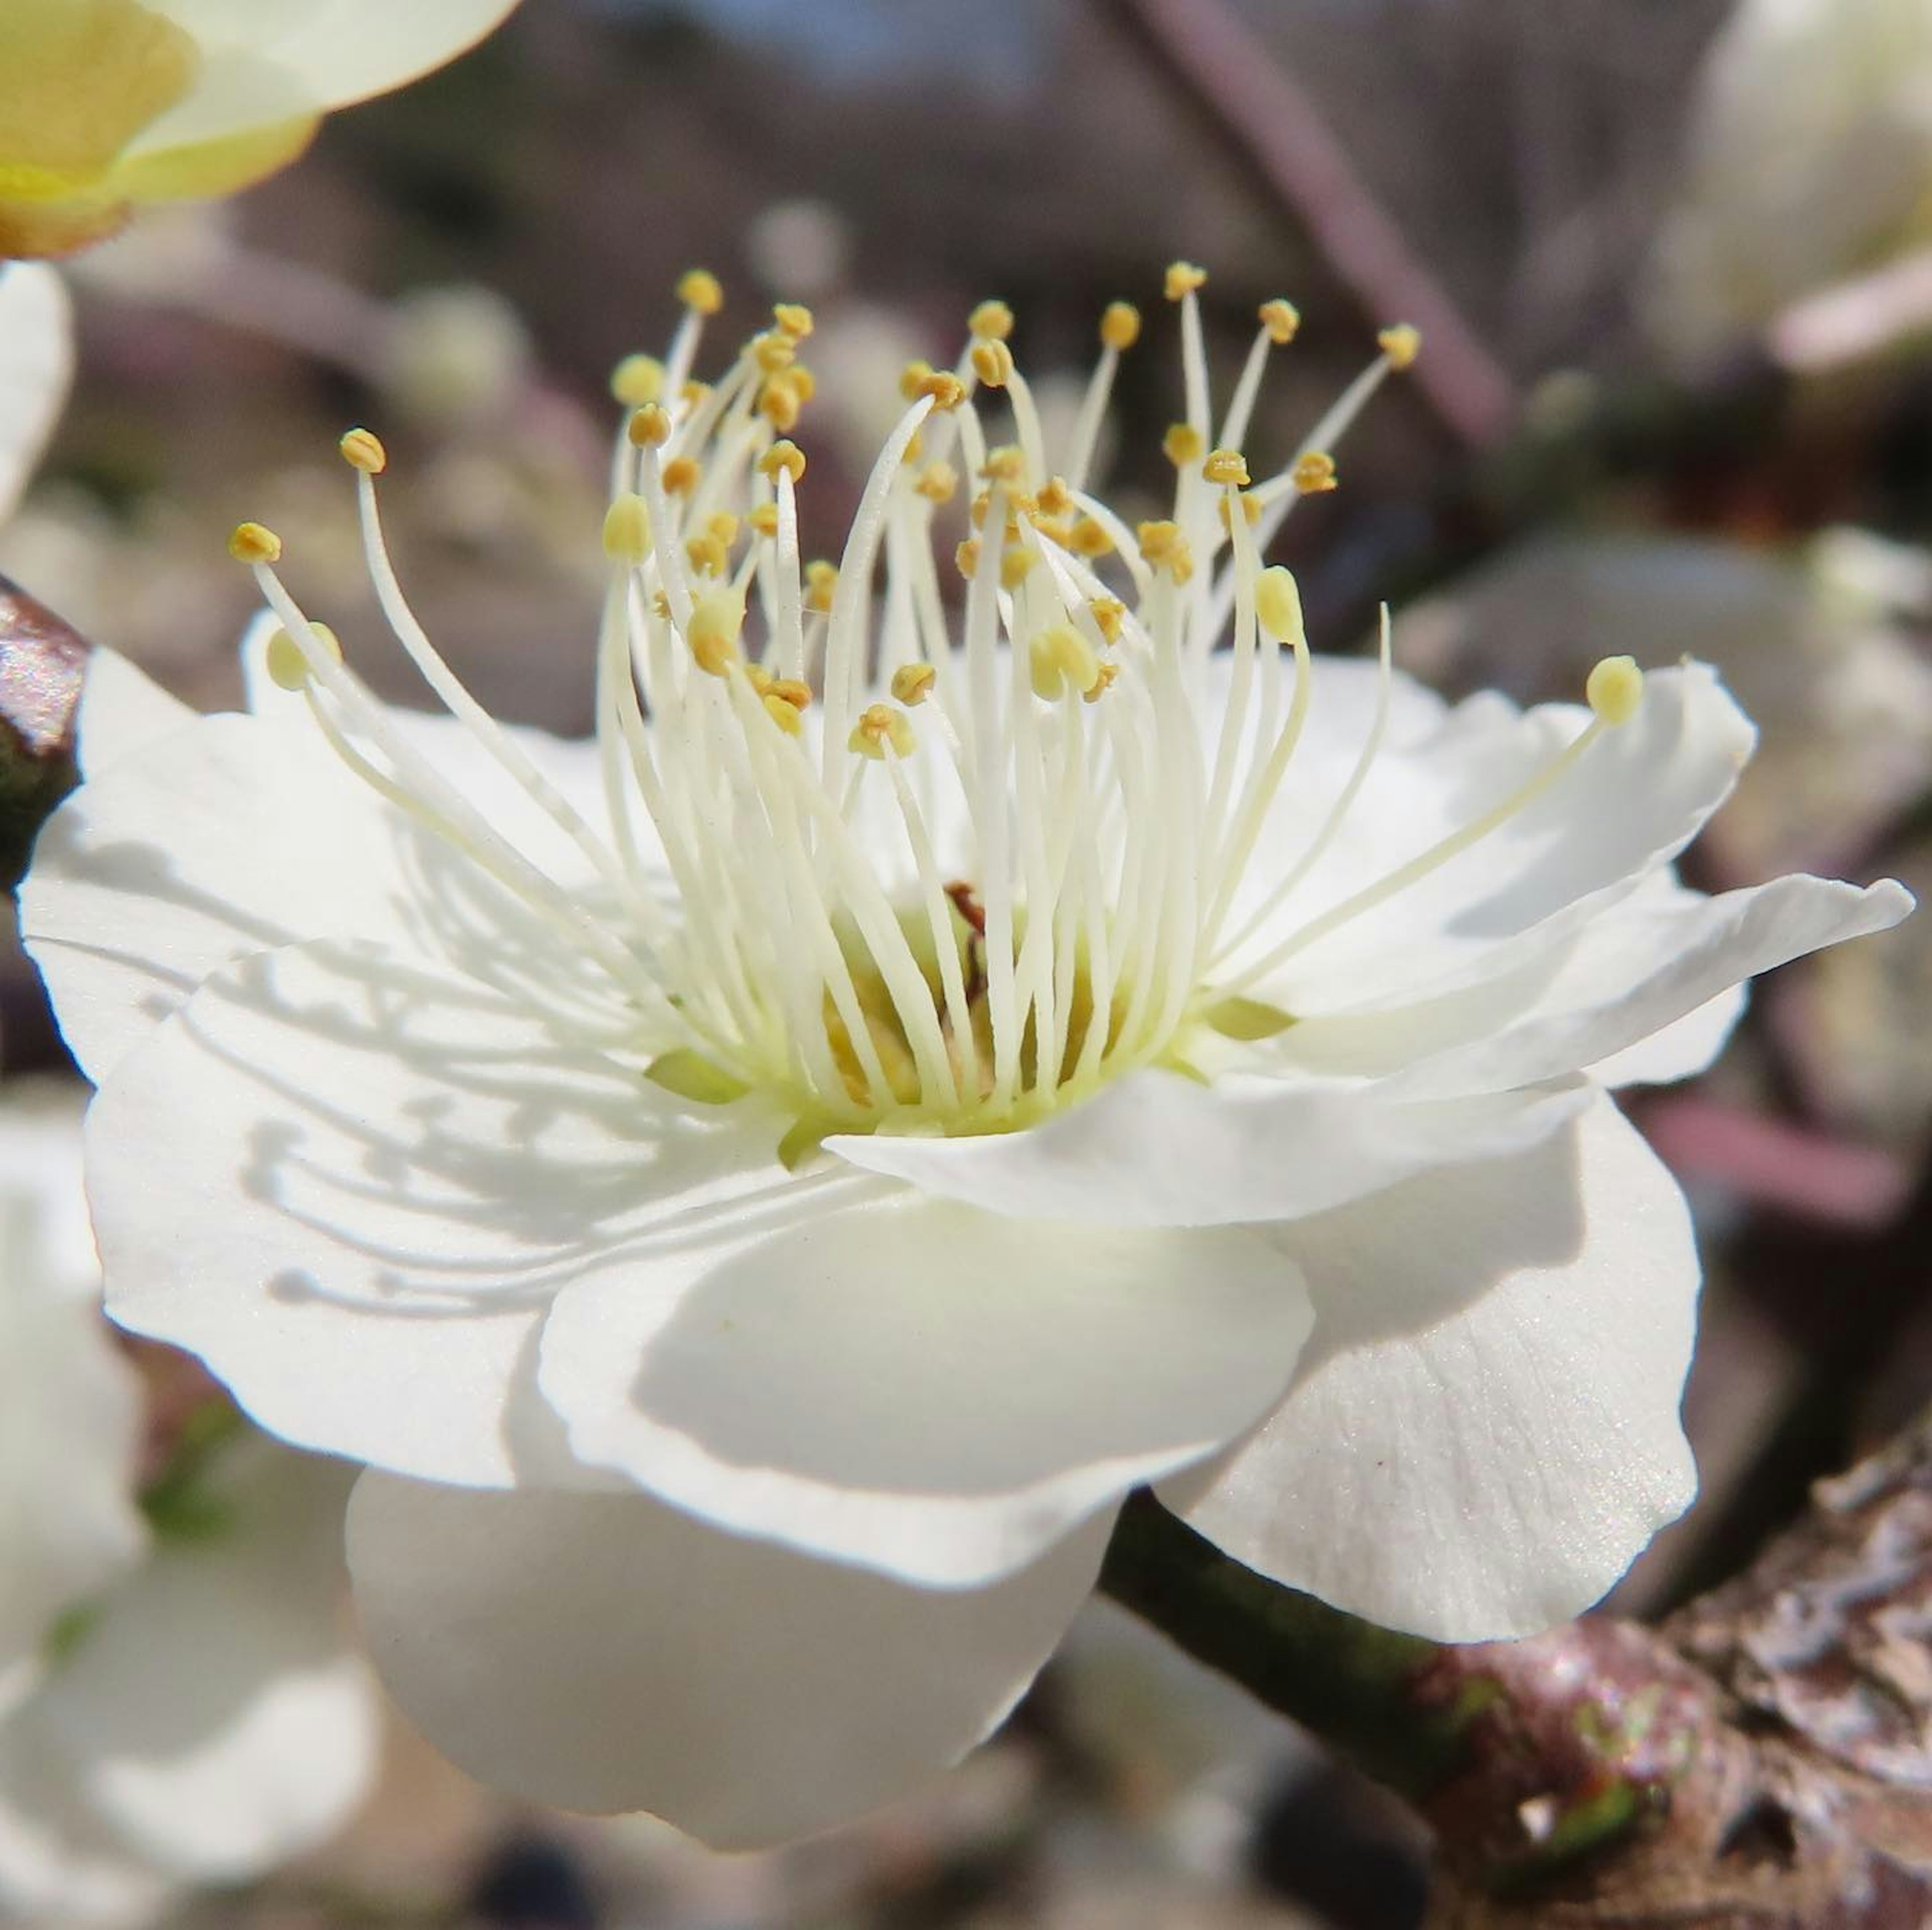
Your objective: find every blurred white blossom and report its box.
[0,1102,379,1926]
[0,0,523,260]
[0,264,70,526]
[1650,0,1932,362]
[21,270,1910,1847]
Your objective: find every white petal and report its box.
[347,1471,1108,1846]
[1396,874,1913,1100]
[125,2,520,155]
[0,1742,173,1930]
[538,1191,1311,1586]
[29,1440,378,1882]
[23,663,619,1084]
[830,1066,1589,1228]
[1160,1097,1700,1640]
[0,1088,145,1715]
[84,937,787,1489]
[1239,663,1757,1017]
[73,649,195,783]
[0,265,70,529]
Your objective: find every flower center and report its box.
[231,268,1643,1160]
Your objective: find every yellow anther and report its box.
[762,690,805,736]
[1029,516,1074,547]
[339,427,387,475]
[770,676,812,710]
[602,492,652,563]
[1029,622,1102,702]
[900,430,924,466]
[1100,300,1142,352]
[759,382,801,432]
[1163,422,1204,468]
[746,665,775,697]
[651,590,671,620]
[228,522,282,565]
[1070,516,1115,558]
[705,511,740,545]
[687,590,744,675]
[1203,446,1250,487]
[1292,450,1338,495]
[1090,596,1126,644]
[1000,545,1037,591]
[1378,323,1422,370]
[971,339,1014,388]
[662,455,701,496]
[1216,491,1262,530]
[891,662,937,705]
[1138,520,1195,584]
[680,379,712,407]
[777,364,817,403]
[773,301,815,339]
[758,440,807,483]
[610,354,665,405]
[804,559,839,613]
[954,537,982,580]
[264,622,342,691]
[1164,261,1208,301]
[750,330,795,374]
[676,268,724,315]
[748,504,779,537]
[1585,655,1644,727]
[899,359,934,400]
[969,298,1015,341]
[915,370,967,411]
[685,532,729,577]
[1256,566,1305,645]
[849,702,915,760]
[980,444,1027,486]
[628,403,672,447]
[1083,659,1120,703]
[1258,299,1301,346]
[915,459,958,503]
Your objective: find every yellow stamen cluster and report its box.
[662,455,701,495]
[890,662,937,705]
[1163,423,1204,468]
[628,403,672,447]
[971,339,1015,389]
[602,492,652,563]
[686,590,744,675]
[676,268,724,315]
[758,440,807,483]
[1377,323,1422,369]
[1259,299,1301,346]
[1100,301,1142,351]
[1137,520,1194,583]
[1164,261,1208,301]
[339,427,387,475]
[1292,451,1338,495]
[1202,447,1250,487]
[773,302,814,339]
[228,522,282,564]
[1028,622,1104,701]
[848,703,915,760]
[610,354,665,405]
[915,460,958,503]
[969,299,1015,341]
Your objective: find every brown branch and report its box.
[1104,1398,1932,1923]
[0,575,86,892]
[1097,0,1515,447]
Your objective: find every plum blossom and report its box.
[0,0,523,260]
[0,1088,380,1927]
[20,265,1911,1847]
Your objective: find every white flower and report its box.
[21,268,1911,1848]
[0,0,523,260]
[0,263,71,525]
[0,1090,380,1926]
[1648,0,1932,361]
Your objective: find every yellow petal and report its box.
[0,0,198,185]
[109,110,319,205]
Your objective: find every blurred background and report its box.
[5,0,1932,1922]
